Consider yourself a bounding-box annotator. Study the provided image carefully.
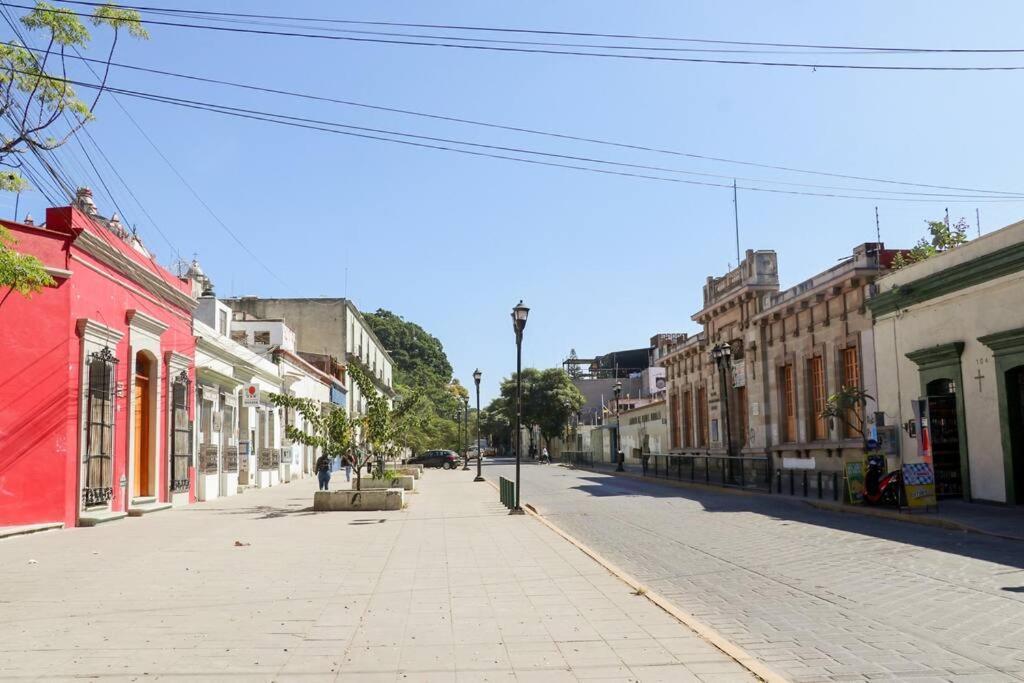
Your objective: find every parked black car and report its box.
[407,450,459,470]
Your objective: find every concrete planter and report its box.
[394,467,421,479]
[314,489,405,511]
[356,476,416,491]
[389,463,423,476]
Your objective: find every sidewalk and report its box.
[0,469,754,682]
[567,457,1024,541]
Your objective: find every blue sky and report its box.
[7,1,1024,403]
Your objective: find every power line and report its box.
[48,0,1024,55]
[8,3,1024,71]
[40,75,1022,203]
[7,42,1023,198]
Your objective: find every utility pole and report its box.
[976,208,981,238]
[733,179,741,266]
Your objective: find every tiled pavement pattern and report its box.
[488,460,1024,683]
[0,471,751,682]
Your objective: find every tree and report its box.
[0,225,53,296]
[348,362,421,479]
[363,308,463,455]
[891,217,969,270]
[819,385,873,449]
[499,368,585,452]
[268,392,355,472]
[0,2,147,296]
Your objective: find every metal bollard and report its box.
[833,472,839,501]
[802,470,809,497]
[789,469,795,496]
[817,471,823,499]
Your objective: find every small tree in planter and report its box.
[268,393,359,485]
[820,386,874,451]
[348,363,421,480]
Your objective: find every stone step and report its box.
[127,502,173,517]
[79,510,128,527]
[132,496,157,505]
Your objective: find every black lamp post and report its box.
[462,396,470,470]
[473,369,484,481]
[510,300,529,515]
[614,379,624,471]
[711,342,735,479]
[455,407,462,459]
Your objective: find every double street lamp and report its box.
[473,369,484,482]
[613,379,624,472]
[710,342,735,478]
[510,300,529,515]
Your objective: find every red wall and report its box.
[0,223,77,526]
[0,208,195,528]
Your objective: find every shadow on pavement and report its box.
[538,465,1024,572]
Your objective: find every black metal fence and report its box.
[774,468,841,501]
[642,453,772,492]
[559,451,595,468]
[499,476,516,509]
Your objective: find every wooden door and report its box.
[133,376,150,497]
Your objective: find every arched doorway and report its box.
[132,352,156,498]
[927,378,964,498]
[1006,366,1024,504]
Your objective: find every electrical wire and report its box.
[48,0,1024,55]
[9,41,1021,198]
[8,3,1024,71]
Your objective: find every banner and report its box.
[912,398,933,465]
[902,463,937,509]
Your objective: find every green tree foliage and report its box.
[891,218,970,270]
[364,309,464,454]
[499,368,585,451]
[348,362,421,477]
[1,2,147,295]
[0,225,54,296]
[819,385,873,449]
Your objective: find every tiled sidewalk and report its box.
[0,469,753,682]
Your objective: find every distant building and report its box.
[223,298,395,418]
[660,244,900,483]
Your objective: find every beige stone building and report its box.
[660,244,897,480]
[869,220,1024,504]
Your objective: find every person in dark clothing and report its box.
[315,453,331,491]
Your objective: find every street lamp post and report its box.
[710,342,735,479]
[510,300,529,515]
[455,407,462,461]
[473,369,484,481]
[614,380,624,472]
[462,396,470,470]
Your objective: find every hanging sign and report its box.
[242,383,260,407]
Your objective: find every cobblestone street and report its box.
[489,460,1024,682]
[0,470,751,682]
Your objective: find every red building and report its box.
[0,190,196,528]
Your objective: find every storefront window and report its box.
[84,347,118,507]
[170,371,192,493]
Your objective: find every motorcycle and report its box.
[863,453,902,506]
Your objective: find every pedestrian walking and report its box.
[541,446,549,463]
[315,453,331,491]
[343,453,353,482]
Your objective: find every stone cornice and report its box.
[906,342,964,371]
[165,350,192,369]
[76,318,124,345]
[75,228,197,312]
[869,241,1024,318]
[126,309,169,337]
[978,327,1024,356]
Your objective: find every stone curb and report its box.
[484,477,784,683]
[560,463,1024,543]
[0,522,64,540]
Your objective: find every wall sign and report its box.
[242,383,260,407]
